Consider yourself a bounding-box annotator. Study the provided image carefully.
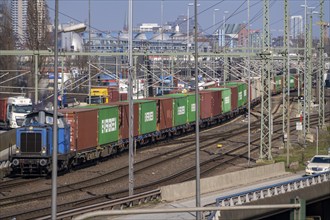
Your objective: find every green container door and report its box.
[166,94,188,126]
[208,88,231,113]
[289,76,295,90]
[79,105,119,145]
[241,83,248,106]
[186,93,196,122]
[137,100,157,135]
[275,76,282,93]
[226,82,246,107]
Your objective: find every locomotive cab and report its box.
[10,110,71,176]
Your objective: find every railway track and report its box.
[1,111,326,220]
[20,113,327,220]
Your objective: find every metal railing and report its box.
[207,171,330,220]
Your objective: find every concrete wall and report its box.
[0,129,16,152]
[161,162,286,201]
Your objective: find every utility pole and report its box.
[259,0,272,161]
[223,54,228,84]
[88,0,91,105]
[318,0,326,129]
[307,11,314,135]
[301,2,311,146]
[282,0,288,134]
[34,54,38,105]
[283,0,291,167]
[247,0,251,167]
[51,0,59,219]
[194,1,201,219]
[128,0,134,197]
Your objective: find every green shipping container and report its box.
[289,76,295,90]
[186,93,196,122]
[135,100,157,135]
[225,82,247,107]
[275,76,282,93]
[207,88,231,113]
[79,105,119,145]
[165,94,188,126]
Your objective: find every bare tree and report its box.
[25,0,53,96]
[0,1,16,93]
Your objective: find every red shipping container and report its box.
[294,74,299,90]
[0,98,8,122]
[59,108,98,152]
[105,102,139,139]
[108,87,119,102]
[199,90,221,120]
[120,93,128,101]
[146,97,173,130]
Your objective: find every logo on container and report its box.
[225,97,230,104]
[102,118,117,133]
[145,112,154,122]
[191,103,196,112]
[239,92,242,100]
[178,106,185,115]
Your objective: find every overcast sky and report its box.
[47,0,329,37]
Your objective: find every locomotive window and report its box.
[45,116,65,128]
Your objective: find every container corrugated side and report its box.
[225,82,246,107]
[59,108,98,152]
[104,102,139,140]
[135,100,157,135]
[146,97,173,130]
[207,88,231,113]
[199,90,221,119]
[165,94,188,126]
[79,105,119,146]
[186,93,196,122]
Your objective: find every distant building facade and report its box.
[10,0,46,48]
[11,0,28,45]
[290,15,303,39]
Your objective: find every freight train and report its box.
[9,76,299,176]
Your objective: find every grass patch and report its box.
[274,128,330,173]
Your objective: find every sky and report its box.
[47,0,329,37]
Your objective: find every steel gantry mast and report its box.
[318,0,326,129]
[282,0,288,134]
[259,0,272,160]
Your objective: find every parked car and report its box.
[305,155,330,175]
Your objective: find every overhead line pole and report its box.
[128,0,134,197]
[284,0,291,168]
[194,1,201,219]
[282,0,288,134]
[51,0,59,219]
[247,0,251,166]
[88,0,91,105]
[302,1,309,146]
[259,0,272,161]
[318,0,326,129]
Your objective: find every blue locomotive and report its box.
[10,110,71,176]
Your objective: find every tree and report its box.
[25,0,53,96]
[0,0,16,93]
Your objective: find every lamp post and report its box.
[187,3,193,55]
[213,8,219,31]
[213,8,219,55]
[222,11,229,50]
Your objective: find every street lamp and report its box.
[187,3,194,55]
[213,8,219,31]
[59,24,86,108]
[187,3,200,54]
[222,11,229,50]
[213,8,219,54]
